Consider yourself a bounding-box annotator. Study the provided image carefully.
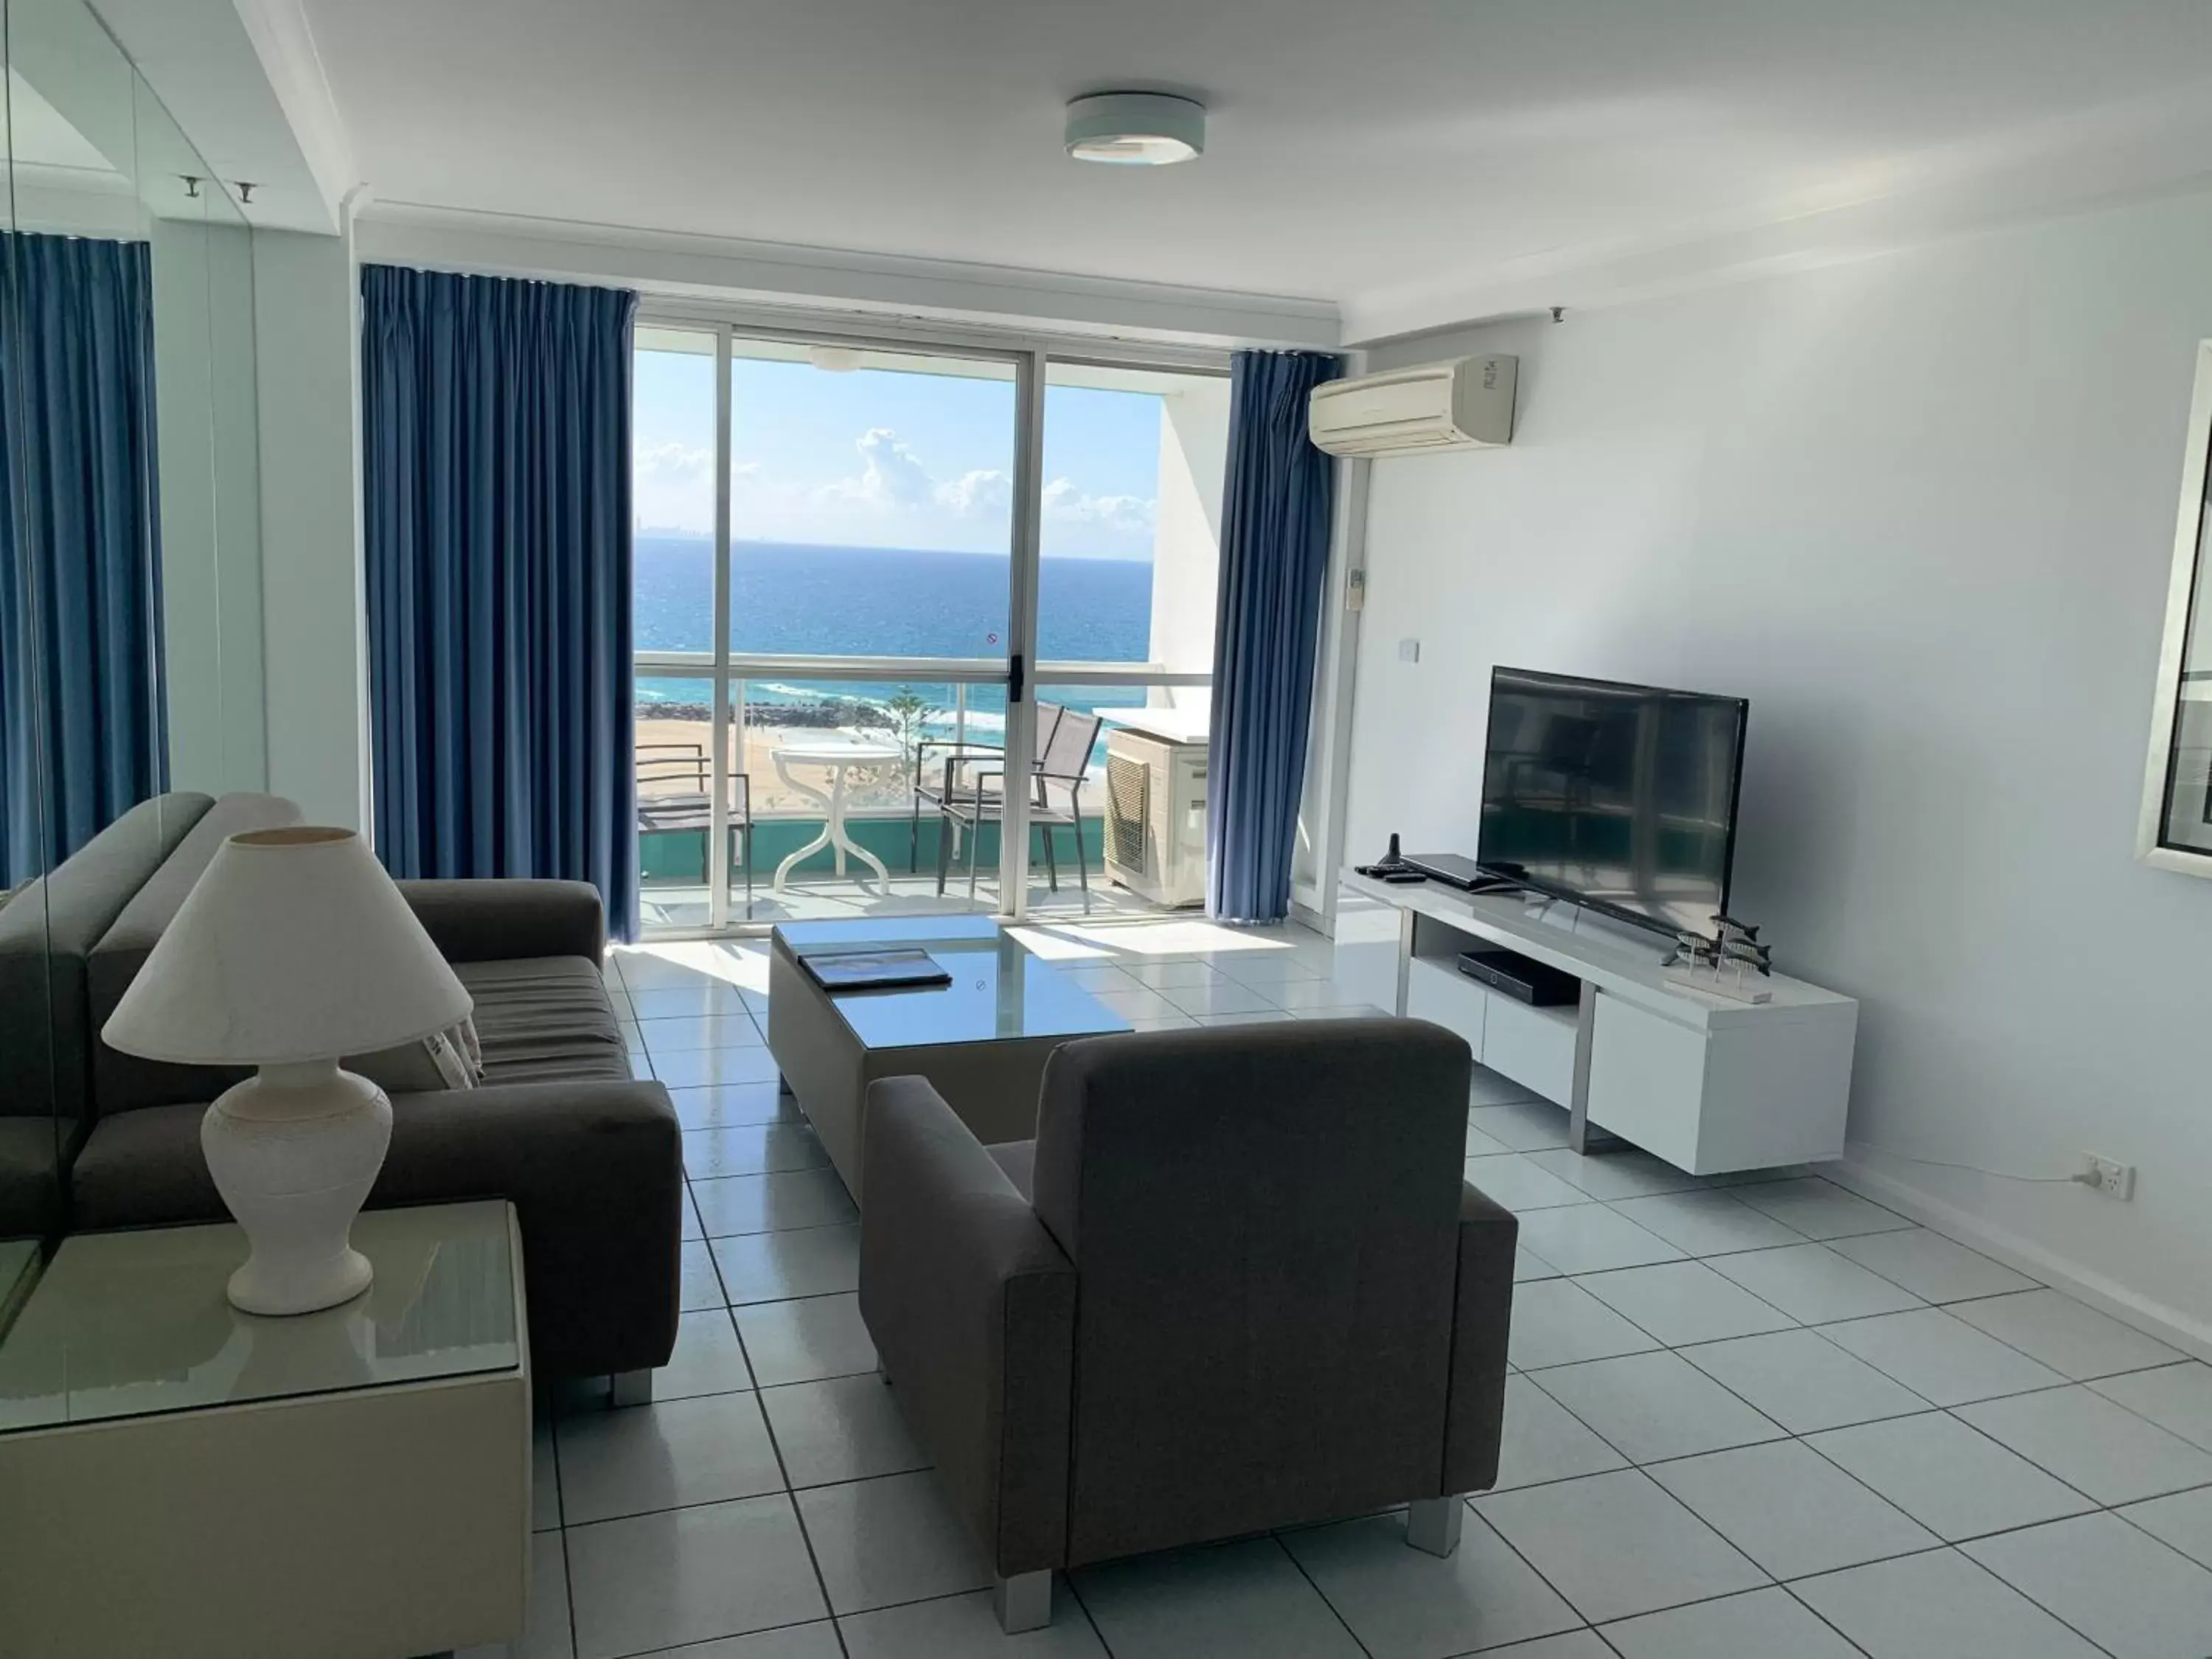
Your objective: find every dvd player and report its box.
[1402,852,1484,888]
[1402,852,1530,894]
[1455,947,1581,1008]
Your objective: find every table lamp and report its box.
[102,827,472,1315]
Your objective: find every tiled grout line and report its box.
[556,1527,582,1659]
[547,1409,581,1659]
[1434,1504,1617,1652]
[726,1329,858,1658]
[590,1610,839,1659]
[1475,1178,2204,1652]
[1469,1478,1778,1655]
[1267,1531,1385,1659]
[1478,1466,1787,1630]
[655,1130,855,1657]
[1506,1346,2197,1655]
[1773,1582,1880,1659]
[1054,1568,1121,1658]
[1908,1534,2143,1659]
[1516,1177,2187,1422]
[1473,1450,2143,1656]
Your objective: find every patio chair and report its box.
[929,703,1104,909]
[908,705,1061,876]
[636,742,754,909]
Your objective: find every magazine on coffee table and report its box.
[797,946,953,993]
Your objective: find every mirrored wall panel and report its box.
[2142,341,2212,874]
[1,0,263,1269]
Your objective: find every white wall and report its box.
[252,220,369,829]
[1347,189,2212,1346]
[1293,454,1368,922]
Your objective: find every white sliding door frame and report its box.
[998,349,1046,920]
[708,321,734,930]
[635,302,1228,933]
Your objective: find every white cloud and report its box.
[636,439,712,479]
[1043,476,1156,533]
[815,427,935,509]
[641,428,1158,557]
[633,439,716,535]
[936,468,1011,518]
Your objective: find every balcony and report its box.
[636,676,1194,929]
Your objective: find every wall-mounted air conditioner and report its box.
[1308,355,1517,457]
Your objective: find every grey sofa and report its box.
[0,791,683,1382]
[858,1018,1517,1632]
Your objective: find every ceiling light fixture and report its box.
[807,344,865,373]
[1065,91,1206,167]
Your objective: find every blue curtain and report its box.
[1206,349,1342,922]
[361,265,641,939]
[0,233,167,888]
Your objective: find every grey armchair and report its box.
[858,1018,1517,1632]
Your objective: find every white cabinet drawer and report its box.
[1587,991,1707,1170]
[1481,992,1578,1103]
[1405,957,1486,1053]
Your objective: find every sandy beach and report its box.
[636,714,923,816]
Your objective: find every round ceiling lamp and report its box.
[806,344,865,373]
[1065,91,1206,166]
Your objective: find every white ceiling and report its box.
[286,0,2212,338]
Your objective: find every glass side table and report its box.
[0,1200,529,1659]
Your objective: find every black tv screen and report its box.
[1477,667,1748,938]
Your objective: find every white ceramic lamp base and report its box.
[202,1060,393,1316]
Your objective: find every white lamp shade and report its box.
[102,827,473,1066]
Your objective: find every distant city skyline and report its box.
[632,347,1166,561]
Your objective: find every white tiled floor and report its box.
[639,871,1164,933]
[470,919,2212,1658]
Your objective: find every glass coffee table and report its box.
[765,916,1132,1200]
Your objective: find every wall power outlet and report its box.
[2076,1153,2136,1200]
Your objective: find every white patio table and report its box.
[771,734,905,892]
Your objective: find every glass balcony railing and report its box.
[633,669,1204,929]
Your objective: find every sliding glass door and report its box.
[1031,361,1226,916]
[633,319,1223,935]
[634,327,1029,928]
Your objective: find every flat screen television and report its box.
[1477,667,1749,939]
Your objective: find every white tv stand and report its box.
[1335,872,1858,1175]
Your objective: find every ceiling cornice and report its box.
[355,201,1342,351]
[229,0,359,224]
[85,0,349,232]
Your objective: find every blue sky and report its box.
[633,348,1166,560]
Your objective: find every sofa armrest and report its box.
[375,1078,679,1379]
[397,879,607,964]
[1443,1181,1519,1496]
[66,1078,681,1381]
[860,1077,1077,1576]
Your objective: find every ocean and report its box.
[635,536,1156,734]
